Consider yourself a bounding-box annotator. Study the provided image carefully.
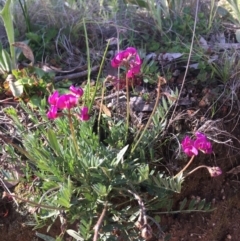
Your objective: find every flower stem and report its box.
[68,110,81,157]
[82,18,91,105]
[131,77,162,154]
[174,155,195,178]
[184,165,208,177]
[89,40,110,111]
[125,76,130,139]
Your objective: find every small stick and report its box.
[93,202,108,241]
[5,192,65,211]
[127,189,153,240]
[127,189,147,226]
[54,65,99,82]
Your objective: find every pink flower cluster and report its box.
[181,132,212,157]
[111,47,141,78]
[47,85,89,121]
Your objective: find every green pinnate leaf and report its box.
[47,129,62,156]
[179,198,187,211]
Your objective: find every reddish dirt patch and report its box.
[0,204,61,241]
[161,143,240,241]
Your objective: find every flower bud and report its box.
[207,166,222,177]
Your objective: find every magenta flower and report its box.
[79,106,89,121]
[111,47,138,67]
[194,132,212,154]
[57,94,78,110]
[206,166,222,177]
[47,105,58,119]
[129,52,141,68]
[69,85,84,97]
[48,91,59,106]
[127,64,141,78]
[181,136,198,157]
[111,47,141,78]
[47,88,89,121]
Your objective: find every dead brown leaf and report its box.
[96,101,112,117]
[12,42,34,65]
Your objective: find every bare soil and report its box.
[164,157,240,241]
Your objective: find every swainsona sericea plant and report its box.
[175,132,222,178]
[47,85,89,121]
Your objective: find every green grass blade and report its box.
[0,0,15,68]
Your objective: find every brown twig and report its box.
[5,193,65,211]
[127,189,152,240]
[93,202,108,241]
[54,65,99,82]
[127,189,147,226]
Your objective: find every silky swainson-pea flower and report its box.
[47,105,58,119]
[181,132,212,157]
[79,106,90,121]
[47,86,89,121]
[181,136,199,157]
[48,90,59,106]
[111,47,141,78]
[69,85,84,97]
[56,94,78,110]
[194,132,212,154]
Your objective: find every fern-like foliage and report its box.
[151,172,184,193]
[153,197,214,215]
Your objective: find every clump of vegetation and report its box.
[0,0,239,240]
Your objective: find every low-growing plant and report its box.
[25,28,58,62]
[0,46,223,241]
[140,53,160,85]
[8,66,55,105]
